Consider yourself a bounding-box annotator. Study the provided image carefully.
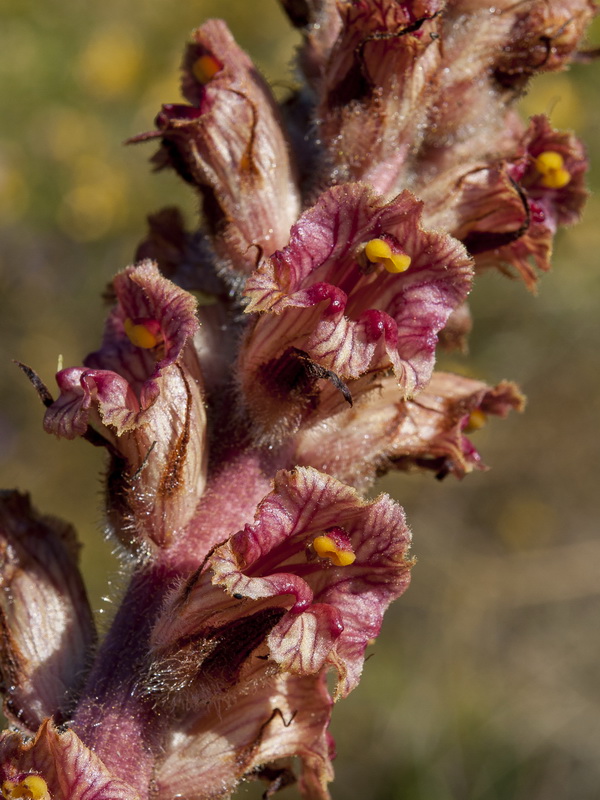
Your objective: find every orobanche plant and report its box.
[0,1,595,798]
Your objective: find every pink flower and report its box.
[0,721,139,800]
[43,261,206,549]
[131,20,301,274]
[240,183,472,441]
[294,372,525,488]
[153,671,333,800]
[421,116,588,288]
[150,467,413,700]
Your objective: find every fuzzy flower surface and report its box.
[0,1,594,799]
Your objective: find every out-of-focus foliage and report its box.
[0,2,598,798]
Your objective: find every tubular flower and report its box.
[43,261,207,549]
[131,20,301,274]
[288,0,594,199]
[240,183,473,442]
[315,0,445,193]
[293,372,525,488]
[420,115,588,288]
[149,467,413,701]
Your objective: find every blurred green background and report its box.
[0,2,599,798]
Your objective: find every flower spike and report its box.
[2,3,596,800]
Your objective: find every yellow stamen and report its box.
[192,54,222,84]
[364,238,392,262]
[383,253,412,273]
[464,408,487,432]
[2,776,49,800]
[534,151,571,189]
[540,167,571,189]
[312,535,356,567]
[364,238,412,274]
[124,318,160,349]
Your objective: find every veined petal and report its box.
[294,372,525,487]
[0,493,96,732]
[132,20,301,273]
[43,261,206,549]
[150,467,413,701]
[241,183,472,441]
[155,669,333,800]
[0,720,140,800]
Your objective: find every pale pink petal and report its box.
[241,183,472,441]
[155,669,333,800]
[150,468,412,700]
[0,720,140,800]
[294,372,525,487]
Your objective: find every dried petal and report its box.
[132,20,300,273]
[294,372,525,487]
[0,492,95,732]
[491,0,596,89]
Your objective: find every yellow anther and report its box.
[535,151,564,173]
[464,408,487,432]
[540,168,571,189]
[534,151,571,189]
[364,238,411,274]
[123,318,161,349]
[383,253,412,273]
[192,54,222,84]
[2,776,49,800]
[364,238,393,262]
[312,535,356,567]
